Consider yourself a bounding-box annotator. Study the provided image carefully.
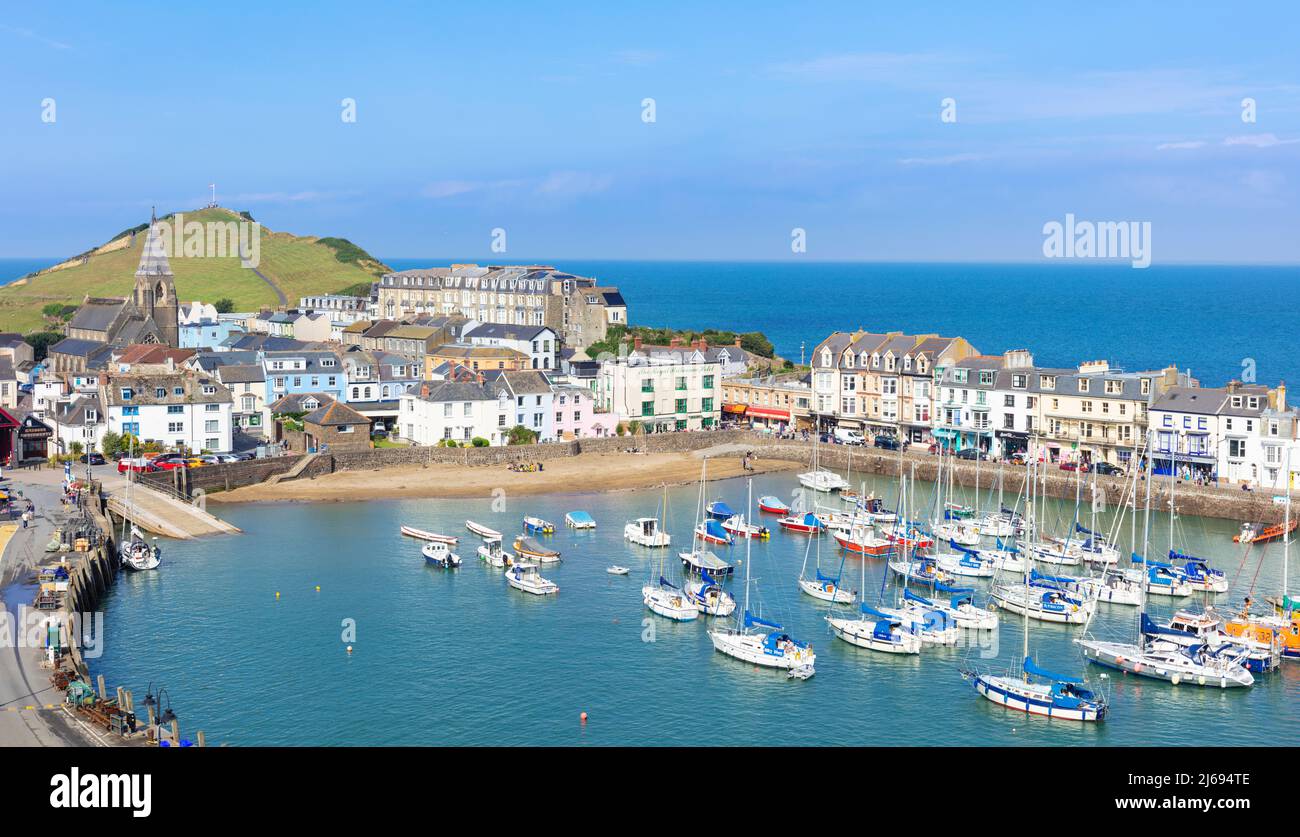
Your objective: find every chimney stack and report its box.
[669,337,682,349]
[633,336,643,351]
[733,336,742,348]
[420,382,430,397]
[1277,381,1287,412]
[697,338,708,352]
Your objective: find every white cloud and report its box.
[0,24,70,50]
[535,170,612,197]
[1156,140,1207,151]
[897,153,987,166]
[1224,133,1300,148]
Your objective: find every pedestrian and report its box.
[21,509,30,529]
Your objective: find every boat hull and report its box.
[1077,640,1254,687]
[708,630,815,669]
[826,617,921,654]
[971,674,1105,721]
[797,577,854,604]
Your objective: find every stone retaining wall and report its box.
[133,430,1291,524]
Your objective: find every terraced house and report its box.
[810,330,977,442]
[103,371,233,453]
[1149,381,1279,485]
[375,264,627,347]
[1033,362,1187,469]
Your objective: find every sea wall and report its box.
[137,430,1291,524]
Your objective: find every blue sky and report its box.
[2,1,1298,262]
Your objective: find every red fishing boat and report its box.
[757,495,790,515]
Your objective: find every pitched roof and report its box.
[216,364,266,384]
[270,392,335,413]
[103,372,232,406]
[49,337,107,358]
[304,400,370,427]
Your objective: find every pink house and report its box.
[554,386,617,439]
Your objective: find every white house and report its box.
[215,364,271,437]
[1149,383,1273,484]
[462,323,558,371]
[103,372,234,453]
[49,393,108,457]
[595,337,722,432]
[482,369,556,441]
[398,378,512,446]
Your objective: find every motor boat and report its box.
[422,540,462,568]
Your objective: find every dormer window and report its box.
[155,387,166,398]
[1232,396,1242,408]
[843,352,854,369]
[1040,376,1056,390]
[1078,379,1089,393]
[120,388,134,400]
[871,354,880,368]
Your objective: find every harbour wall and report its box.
[134,431,1292,525]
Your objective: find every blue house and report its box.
[262,350,349,404]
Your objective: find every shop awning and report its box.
[722,404,747,414]
[746,406,790,421]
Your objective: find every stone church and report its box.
[50,212,181,374]
[65,211,180,349]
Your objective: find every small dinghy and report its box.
[466,520,502,540]
[515,535,561,563]
[757,496,790,515]
[400,525,458,545]
[778,512,825,535]
[523,516,556,535]
[607,565,630,575]
[566,511,596,529]
[422,540,462,568]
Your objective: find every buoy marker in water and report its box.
[275,591,280,600]
[315,585,321,592]
[346,645,353,654]
[580,711,588,724]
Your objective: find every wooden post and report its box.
[196,730,206,748]
[170,719,180,745]
[96,674,106,699]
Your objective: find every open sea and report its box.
[5,257,1298,387]
[92,468,1300,746]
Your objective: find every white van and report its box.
[833,428,865,446]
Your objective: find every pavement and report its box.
[0,466,110,746]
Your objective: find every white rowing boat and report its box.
[466,520,502,540]
[401,525,459,545]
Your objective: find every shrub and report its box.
[471,437,489,447]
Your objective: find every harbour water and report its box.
[94,467,1300,746]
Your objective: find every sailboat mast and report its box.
[1139,430,1154,631]
[743,478,753,616]
[1284,447,1292,601]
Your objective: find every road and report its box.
[0,468,107,746]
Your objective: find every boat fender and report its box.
[1198,676,1206,686]
[1170,675,1180,685]
[1115,656,1125,665]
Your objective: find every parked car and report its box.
[1092,461,1122,476]
[873,435,901,451]
[955,448,988,461]
[833,428,865,446]
[117,457,157,475]
[212,453,242,464]
[197,455,225,465]
[1058,461,1079,471]
[78,453,106,465]
[149,454,190,471]
[1008,452,1027,465]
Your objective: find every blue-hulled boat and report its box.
[706,500,736,521]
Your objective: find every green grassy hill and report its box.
[0,207,390,333]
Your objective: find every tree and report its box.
[69,441,84,457]
[100,431,122,457]
[507,425,538,446]
[23,332,65,362]
[213,298,235,314]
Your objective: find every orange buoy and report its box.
[580,712,588,723]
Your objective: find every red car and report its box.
[117,457,157,475]
[148,454,190,471]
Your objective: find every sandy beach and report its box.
[210,451,802,504]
